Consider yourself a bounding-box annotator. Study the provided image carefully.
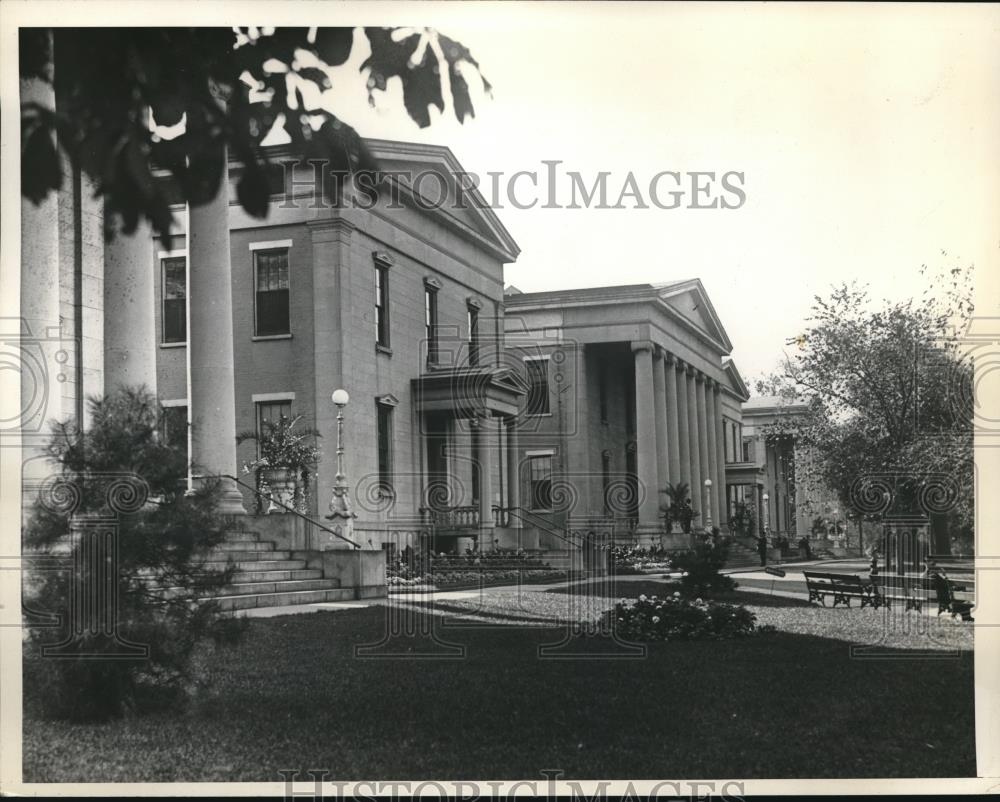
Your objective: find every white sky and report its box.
[313,3,1000,384]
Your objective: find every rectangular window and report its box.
[525,357,550,416]
[425,287,439,366]
[161,256,186,343]
[742,438,752,463]
[256,399,292,441]
[467,305,480,366]
[161,404,188,453]
[376,402,393,493]
[599,367,609,424]
[254,248,290,336]
[375,264,390,348]
[528,454,553,511]
[601,451,612,514]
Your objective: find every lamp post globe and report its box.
[332,389,350,407]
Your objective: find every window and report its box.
[528,453,553,511]
[161,256,186,343]
[599,367,608,424]
[424,285,439,366]
[524,357,550,416]
[601,450,612,514]
[161,404,188,453]
[376,401,393,494]
[742,438,752,463]
[467,303,480,366]
[375,263,390,348]
[256,399,292,441]
[254,248,290,336]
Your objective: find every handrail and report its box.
[193,473,361,550]
[503,506,590,549]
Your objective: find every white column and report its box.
[704,378,720,527]
[104,219,156,394]
[664,352,681,487]
[505,416,520,528]
[695,373,712,528]
[685,366,701,511]
[18,64,74,499]
[675,360,691,490]
[632,341,660,526]
[713,384,728,530]
[187,147,244,514]
[475,415,494,544]
[652,347,669,494]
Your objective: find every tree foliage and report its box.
[20,27,491,241]
[23,386,245,721]
[757,262,975,539]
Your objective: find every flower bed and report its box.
[604,592,762,641]
[388,568,569,592]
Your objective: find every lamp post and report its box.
[703,478,713,533]
[762,492,771,540]
[326,389,356,531]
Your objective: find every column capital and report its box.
[661,349,676,365]
[686,364,697,377]
[631,340,656,355]
[652,345,664,361]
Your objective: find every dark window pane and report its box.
[376,403,393,491]
[255,250,290,336]
[525,359,550,415]
[162,257,186,342]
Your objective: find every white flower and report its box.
[639,594,647,602]
[673,591,681,598]
[652,616,660,623]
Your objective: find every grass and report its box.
[23,581,975,782]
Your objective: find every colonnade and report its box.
[631,341,727,532]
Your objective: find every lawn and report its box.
[22,581,975,782]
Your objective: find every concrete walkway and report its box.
[238,560,870,618]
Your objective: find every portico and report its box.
[503,281,748,544]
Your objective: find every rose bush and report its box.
[606,593,760,641]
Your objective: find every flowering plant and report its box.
[606,593,758,641]
[236,414,321,472]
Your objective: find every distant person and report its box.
[756,534,768,567]
[798,536,812,560]
[870,545,880,576]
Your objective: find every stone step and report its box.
[205,549,291,562]
[215,540,276,552]
[211,587,357,611]
[223,532,262,544]
[209,578,341,597]
[233,568,323,582]
[212,559,308,571]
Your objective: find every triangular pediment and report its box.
[656,280,733,352]
[365,139,520,263]
[722,357,750,401]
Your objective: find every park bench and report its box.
[870,574,974,619]
[803,571,876,608]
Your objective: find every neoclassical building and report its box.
[19,110,756,603]
[502,282,749,547]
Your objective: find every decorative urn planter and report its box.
[261,467,297,512]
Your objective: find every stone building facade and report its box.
[20,121,755,568]
[501,282,749,548]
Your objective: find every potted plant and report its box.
[660,481,691,534]
[237,414,322,514]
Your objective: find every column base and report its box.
[212,477,248,516]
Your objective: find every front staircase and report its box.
[196,529,355,611]
[723,540,763,570]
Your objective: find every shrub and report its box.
[669,538,736,598]
[606,593,759,641]
[22,386,245,722]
